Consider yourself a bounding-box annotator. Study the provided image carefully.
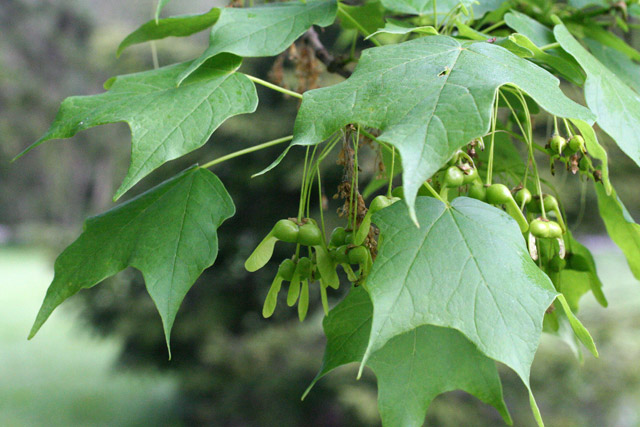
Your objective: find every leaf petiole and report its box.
[423,181,448,205]
[337,2,382,47]
[244,74,303,99]
[200,135,293,169]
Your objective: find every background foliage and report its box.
[2,0,640,425]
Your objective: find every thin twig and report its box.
[303,28,352,78]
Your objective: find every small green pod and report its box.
[468,183,487,201]
[549,135,567,155]
[568,135,585,153]
[330,245,350,264]
[547,221,563,239]
[298,223,323,246]
[529,218,551,239]
[329,227,346,248]
[515,188,532,207]
[486,183,513,205]
[272,219,300,243]
[278,259,296,281]
[348,246,369,265]
[443,166,465,187]
[462,167,479,184]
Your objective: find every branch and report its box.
[303,28,352,79]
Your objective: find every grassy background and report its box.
[0,246,181,426]
[1,240,639,426]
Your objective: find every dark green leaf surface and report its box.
[29,167,235,353]
[293,36,594,220]
[178,0,337,85]
[363,196,557,393]
[307,286,512,426]
[595,183,640,280]
[339,0,386,34]
[555,24,640,169]
[19,54,257,200]
[118,8,221,56]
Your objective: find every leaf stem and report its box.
[539,42,560,51]
[433,0,438,29]
[244,74,303,99]
[423,181,447,205]
[200,135,293,169]
[317,168,326,238]
[299,147,311,221]
[487,90,499,185]
[482,20,505,34]
[387,145,395,197]
[337,3,383,47]
[513,88,547,219]
[562,117,574,137]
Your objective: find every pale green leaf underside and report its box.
[563,232,607,308]
[177,0,338,85]
[584,38,640,94]
[307,286,512,426]
[118,8,221,56]
[504,11,584,85]
[29,167,235,353]
[292,36,594,219]
[18,54,257,200]
[380,0,505,17]
[364,197,557,390]
[368,19,437,39]
[555,24,640,168]
[595,183,640,280]
[380,0,472,16]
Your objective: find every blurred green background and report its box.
[1,0,640,426]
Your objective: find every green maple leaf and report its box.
[595,183,640,280]
[562,232,607,309]
[16,54,257,200]
[28,167,235,355]
[361,198,597,393]
[117,8,221,56]
[555,24,640,168]
[177,0,338,85]
[292,36,594,221]
[504,11,584,85]
[305,286,512,427]
[584,38,640,94]
[380,0,470,16]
